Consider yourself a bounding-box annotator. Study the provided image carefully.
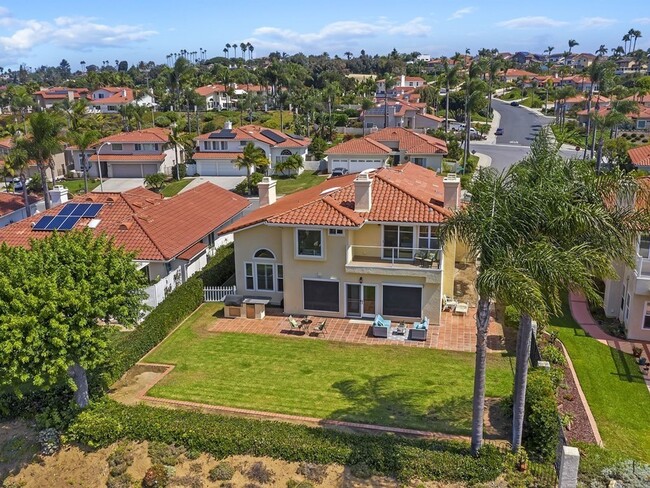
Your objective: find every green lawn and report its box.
[274,171,327,195]
[549,309,650,463]
[144,303,515,434]
[161,178,193,197]
[58,179,100,195]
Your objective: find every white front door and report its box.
[346,284,376,318]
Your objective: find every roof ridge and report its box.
[321,194,364,225]
[375,169,450,217]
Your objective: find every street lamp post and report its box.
[97,142,111,192]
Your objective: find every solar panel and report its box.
[260,129,286,144]
[70,203,90,217]
[45,216,68,230]
[33,216,55,231]
[288,133,305,141]
[208,129,237,139]
[58,216,81,231]
[82,203,103,218]
[58,203,78,216]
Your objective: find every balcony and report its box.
[635,254,650,294]
[346,245,443,282]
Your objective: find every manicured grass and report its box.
[144,303,515,434]
[274,171,327,195]
[161,178,193,197]
[549,309,650,463]
[58,179,100,195]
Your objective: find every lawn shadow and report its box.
[325,374,473,435]
[609,347,647,384]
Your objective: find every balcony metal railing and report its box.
[636,254,650,277]
[347,245,442,269]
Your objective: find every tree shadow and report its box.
[609,347,647,384]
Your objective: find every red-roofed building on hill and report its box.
[193,122,310,176]
[89,87,155,114]
[628,144,650,171]
[66,127,180,178]
[220,163,463,325]
[195,83,270,111]
[33,87,90,110]
[0,182,249,308]
[0,193,40,228]
[325,127,447,173]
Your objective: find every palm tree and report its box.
[4,144,32,216]
[240,42,248,60]
[22,112,64,209]
[225,44,231,59]
[632,30,642,52]
[462,62,487,172]
[567,39,579,60]
[248,43,254,60]
[622,34,631,54]
[545,45,554,62]
[67,130,100,194]
[596,45,608,57]
[582,59,608,159]
[223,47,228,58]
[487,57,502,120]
[344,51,353,60]
[234,142,269,194]
[232,43,238,59]
[441,58,460,132]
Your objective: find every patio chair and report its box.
[372,314,391,338]
[422,251,435,268]
[410,317,429,341]
[442,295,458,312]
[312,320,327,336]
[414,250,426,267]
[287,315,301,330]
[454,302,469,315]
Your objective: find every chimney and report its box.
[49,185,69,207]
[354,172,372,212]
[67,90,75,102]
[224,120,233,130]
[443,173,461,210]
[258,177,276,207]
[121,89,127,98]
[400,74,406,87]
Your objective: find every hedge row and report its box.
[523,370,559,462]
[68,399,505,485]
[110,244,234,381]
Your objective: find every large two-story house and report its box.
[193,123,310,176]
[33,87,90,109]
[603,178,650,341]
[325,127,448,173]
[220,163,461,325]
[89,87,155,114]
[66,128,179,178]
[0,183,249,309]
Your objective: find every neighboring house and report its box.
[510,52,541,65]
[624,94,650,108]
[501,69,538,83]
[195,84,269,111]
[0,136,67,181]
[89,87,155,114]
[193,122,310,176]
[362,99,443,131]
[0,193,40,228]
[0,183,249,309]
[603,178,650,341]
[562,94,610,112]
[575,102,650,130]
[66,128,178,178]
[567,53,596,69]
[326,127,448,173]
[628,145,650,172]
[614,58,648,75]
[33,87,89,109]
[220,163,462,325]
[376,75,426,93]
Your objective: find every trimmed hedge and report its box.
[110,244,234,381]
[523,370,559,462]
[68,399,505,485]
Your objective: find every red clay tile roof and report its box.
[177,242,207,260]
[629,145,650,167]
[88,153,166,163]
[195,84,229,96]
[90,87,134,105]
[34,87,89,100]
[94,128,170,145]
[418,113,445,122]
[0,137,12,150]
[221,163,450,234]
[504,69,537,78]
[366,127,448,155]
[0,193,40,217]
[0,183,249,261]
[325,138,391,155]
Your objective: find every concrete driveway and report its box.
[180,176,246,192]
[93,178,144,193]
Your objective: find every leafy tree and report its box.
[234,142,270,195]
[0,231,148,408]
[3,144,32,216]
[67,130,101,194]
[274,153,304,176]
[309,136,328,160]
[144,173,166,191]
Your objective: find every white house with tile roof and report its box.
[220,163,462,325]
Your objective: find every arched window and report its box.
[281,149,292,156]
[254,249,275,259]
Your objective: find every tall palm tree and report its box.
[232,43,238,59]
[487,57,502,120]
[582,59,608,159]
[248,43,254,60]
[234,142,269,194]
[545,46,554,62]
[596,45,608,57]
[441,58,460,132]
[344,51,353,60]
[22,112,64,209]
[462,62,487,172]
[67,130,100,194]
[225,44,231,58]
[622,34,631,54]
[568,39,579,55]
[629,29,642,52]
[223,47,228,58]
[4,144,32,216]
[240,42,248,60]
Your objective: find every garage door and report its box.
[197,162,218,176]
[142,164,158,176]
[197,161,247,176]
[330,159,349,172]
[111,164,143,178]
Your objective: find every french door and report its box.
[346,284,376,317]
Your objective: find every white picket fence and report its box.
[204,286,237,302]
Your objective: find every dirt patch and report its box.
[0,420,39,482]
[109,363,170,405]
[453,261,478,305]
[483,398,510,443]
[556,361,598,445]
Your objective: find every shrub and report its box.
[541,344,566,366]
[209,461,235,481]
[106,473,133,488]
[197,244,234,287]
[173,163,187,179]
[504,305,519,328]
[598,460,650,487]
[143,463,169,487]
[296,462,327,483]
[149,441,185,466]
[234,172,264,196]
[523,370,559,462]
[247,461,274,484]
[68,399,505,484]
[286,481,313,488]
[154,116,172,128]
[350,462,372,479]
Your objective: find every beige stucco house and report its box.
[220,163,461,324]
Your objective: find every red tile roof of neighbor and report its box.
[0,137,12,150]
[90,87,134,105]
[34,87,89,100]
[195,125,310,148]
[629,145,650,167]
[94,127,170,146]
[325,137,392,155]
[326,128,447,156]
[221,162,450,234]
[0,193,40,217]
[0,183,249,261]
[504,69,537,78]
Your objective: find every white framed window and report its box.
[644,302,650,329]
[276,264,283,292]
[111,143,123,151]
[413,157,426,166]
[418,225,440,250]
[328,228,344,236]
[219,141,228,150]
[245,249,281,292]
[107,105,117,111]
[207,232,215,247]
[296,229,323,257]
[639,234,650,259]
[256,263,274,291]
[245,263,254,290]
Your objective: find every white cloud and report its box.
[579,17,617,28]
[448,7,475,21]
[497,16,568,29]
[634,17,650,25]
[251,17,431,53]
[0,14,157,61]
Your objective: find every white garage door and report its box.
[142,164,158,176]
[330,159,349,172]
[330,159,383,173]
[111,164,143,178]
[197,161,247,176]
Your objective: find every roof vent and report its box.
[87,219,101,229]
[84,196,96,202]
[145,198,158,205]
[320,187,340,196]
[106,197,116,203]
[118,220,132,230]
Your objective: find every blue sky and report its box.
[0,1,648,70]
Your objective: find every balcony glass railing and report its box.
[636,254,650,277]
[347,245,442,269]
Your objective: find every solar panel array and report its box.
[260,129,286,144]
[33,203,103,232]
[208,129,236,139]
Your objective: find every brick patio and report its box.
[208,307,506,353]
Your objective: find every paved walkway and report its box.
[568,292,650,394]
[208,307,507,353]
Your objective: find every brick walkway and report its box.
[208,307,506,353]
